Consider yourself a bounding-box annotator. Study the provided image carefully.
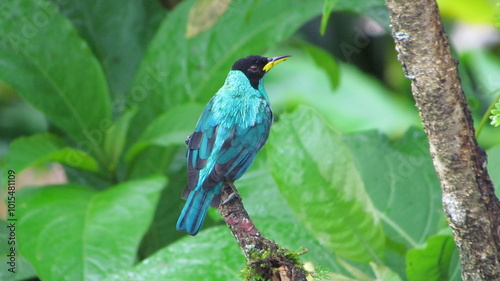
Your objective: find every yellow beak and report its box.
[263,55,291,72]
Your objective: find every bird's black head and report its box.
[231,55,290,89]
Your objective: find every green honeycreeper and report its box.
[176,55,290,235]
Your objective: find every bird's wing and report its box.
[199,106,273,191]
[185,99,218,195]
[183,100,272,207]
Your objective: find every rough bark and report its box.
[385,0,500,279]
[218,183,307,281]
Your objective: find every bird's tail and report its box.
[176,185,221,235]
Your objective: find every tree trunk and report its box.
[385,0,500,279]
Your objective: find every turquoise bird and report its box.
[176,55,290,235]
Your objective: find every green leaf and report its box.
[103,226,244,281]
[343,129,452,278]
[0,0,111,158]
[54,0,166,105]
[127,0,323,143]
[17,176,166,281]
[321,0,338,35]
[138,164,189,258]
[125,103,204,163]
[297,40,340,90]
[186,0,232,38]
[5,133,98,173]
[104,108,137,171]
[237,156,345,273]
[406,235,455,281]
[267,106,386,264]
[343,129,444,247]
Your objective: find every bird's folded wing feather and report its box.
[185,100,272,196]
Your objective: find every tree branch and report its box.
[218,183,307,281]
[385,0,500,279]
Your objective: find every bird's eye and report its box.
[248,65,259,73]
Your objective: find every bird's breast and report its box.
[211,94,270,130]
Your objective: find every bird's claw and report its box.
[222,192,240,205]
[222,182,240,205]
[185,133,193,145]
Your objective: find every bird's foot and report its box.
[222,192,239,205]
[222,182,240,205]
[185,133,193,145]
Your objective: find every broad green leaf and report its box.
[138,164,190,258]
[186,0,232,38]
[343,129,444,247]
[17,176,166,281]
[53,0,166,106]
[126,0,323,143]
[5,133,98,173]
[103,226,243,281]
[320,0,338,35]
[0,0,111,157]
[267,106,385,264]
[343,129,455,278]
[237,156,345,273]
[126,146,178,180]
[297,40,340,90]
[104,108,137,171]
[125,103,204,163]
[406,235,455,281]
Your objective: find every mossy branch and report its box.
[218,183,308,281]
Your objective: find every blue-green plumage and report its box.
[176,55,290,235]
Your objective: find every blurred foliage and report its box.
[491,99,500,127]
[0,0,499,280]
[437,0,497,24]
